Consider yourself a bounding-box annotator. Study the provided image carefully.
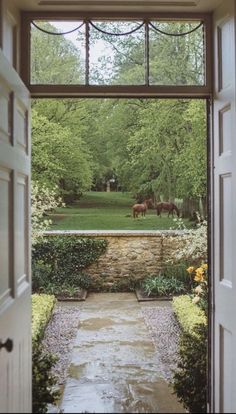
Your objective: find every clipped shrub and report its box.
[172,295,207,413]
[32,294,56,343]
[172,295,207,337]
[32,294,58,413]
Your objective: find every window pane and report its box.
[31,21,86,84]
[149,21,205,86]
[89,21,145,85]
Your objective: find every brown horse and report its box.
[132,200,148,218]
[156,202,180,218]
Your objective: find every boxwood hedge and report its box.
[172,295,207,413]
[32,294,58,413]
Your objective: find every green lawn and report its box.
[48,191,192,231]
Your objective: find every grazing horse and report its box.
[132,200,148,218]
[156,202,180,218]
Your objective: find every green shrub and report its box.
[32,294,56,343]
[32,262,53,294]
[32,236,107,294]
[141,275,187,297]
[172,295,207,413]
[161,260,196,292]
[172,295,207,337]
[32,236,107,273]
[33,343,59,413]
[32,294,58,413]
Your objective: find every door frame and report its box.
[21,9,214,412]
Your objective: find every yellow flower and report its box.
[201,263,208,270]
[187,266,194,274]
[194,267,205,282]
[192,296,200,304]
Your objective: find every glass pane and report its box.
[149,21,205,86]
[89,21,145,85]
[31,21,86,84]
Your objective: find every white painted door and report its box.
[212,0,236,412]
[0,49,31,412]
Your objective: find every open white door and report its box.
[212,0,236,412]
[0,49,31,412]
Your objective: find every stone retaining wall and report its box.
[45,230,187,290]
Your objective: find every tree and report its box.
[31,22,84,84]
[32,109,93,202]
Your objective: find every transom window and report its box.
[21,13,212,97]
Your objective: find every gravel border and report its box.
[42,303,81,386]
[141,304,181,382]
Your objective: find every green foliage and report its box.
[172,295,207,337]
[33,236,107,273]
[32,294,56,344]
[32,294,59,413]
[173,320,207,413]
[32,109,93,202]
[32,343,59,413]
[160,261,192,285]
[172,295,207,413]
[32,236,107,294]
[31,22,83,84]
[141,275,187,297]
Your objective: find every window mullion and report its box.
[145,21,149,86]
[85,20,89,86]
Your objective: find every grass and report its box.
[48,191,193,231]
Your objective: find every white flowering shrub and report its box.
[31,182,64,245]
[171,217,207,262]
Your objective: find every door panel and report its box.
[213,1,236,412]
[0,49,31,413]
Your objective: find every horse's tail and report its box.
[133,208,136,218]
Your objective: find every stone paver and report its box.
[60,293,184,413]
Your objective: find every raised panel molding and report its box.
[15,174,29,296]
[219,173,232,286]
[0,86,13,145]
[219,104,231,155]
[15,101,28,153]
[0,167,13,312]
[217,18,233,92]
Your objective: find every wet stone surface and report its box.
[60,293,184,413]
